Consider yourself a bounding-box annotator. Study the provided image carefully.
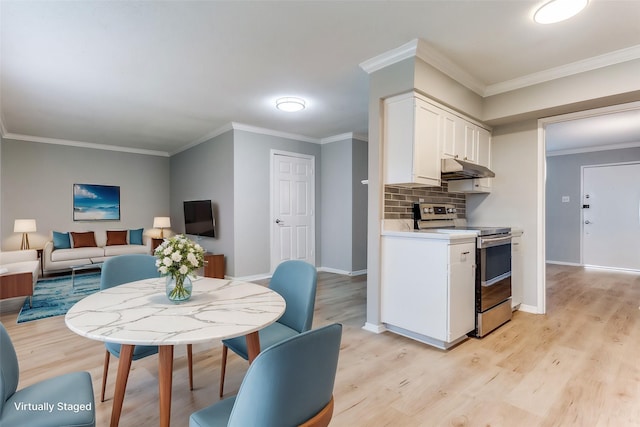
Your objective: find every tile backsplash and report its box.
[384,184,466,220]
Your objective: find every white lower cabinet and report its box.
[511,230,523,309]
[381,235,476,349]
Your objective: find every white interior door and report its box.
[271,152,315,272]
[582,162,640,270]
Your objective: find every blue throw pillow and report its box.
[52,231,71,249]
[129,228,144,245]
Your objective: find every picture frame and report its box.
[73,183,121,221]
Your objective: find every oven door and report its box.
[477,235,512,311]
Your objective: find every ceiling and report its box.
[1,0,640,156]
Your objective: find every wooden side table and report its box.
[204,254,225,279]
[151,238,164,252]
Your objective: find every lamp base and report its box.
[20,233,30,250]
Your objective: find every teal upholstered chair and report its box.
[100,254,194,401]
[219,260,318,397]
[192,323,342,427]
[0,322,96,427]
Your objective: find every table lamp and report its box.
[153,217,171,238]
[14,219,37,250]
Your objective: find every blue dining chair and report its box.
[218,260,318,397]
[192,323,342,427]
[0,322,96,427]
[100,254,194,402]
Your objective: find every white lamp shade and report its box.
[14,219,37,233]
[153,217,171,228]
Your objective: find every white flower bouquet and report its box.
[154,234,205,300]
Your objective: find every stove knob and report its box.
[447,208,457,213]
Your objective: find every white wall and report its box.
[466,120,543,311]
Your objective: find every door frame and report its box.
[269,149,316,273]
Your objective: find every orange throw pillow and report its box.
[106,230,128,246]
[71,231,97,248]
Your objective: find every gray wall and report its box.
[321,139,353,272]
[233,130,322,277]
[170,131,235,274]
[320,137,368,274]
[0,138,169,250]
[351,138,368,272]
[546,147,640,264]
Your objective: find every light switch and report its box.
[562,196,570,203]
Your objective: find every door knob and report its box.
[275,219,283,224]
[584,220,591,224]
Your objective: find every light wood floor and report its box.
[2,265,640,426]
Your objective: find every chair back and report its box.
[100,254,160,290]
[228,323,342,427]
[269,260,317,333]
[0,323,20,413]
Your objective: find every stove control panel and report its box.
[414,203,457,221]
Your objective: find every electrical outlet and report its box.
[562,196,570,203]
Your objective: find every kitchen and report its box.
[361,39,551,340]
[378,90,521,349]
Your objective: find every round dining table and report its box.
[65,276,286,427]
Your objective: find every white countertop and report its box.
[65,276,286,346]
[381,219,478,241]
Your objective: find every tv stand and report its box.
[204,253,225,279]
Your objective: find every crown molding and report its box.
[231,122,320,144]
[485,44,640,96]
[414,40,486,96]
[0,132,170,157]
[171,122,235,155]
[360,40,640,98]
[359,39,419,74]
[546,140,640,157]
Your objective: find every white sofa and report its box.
[43,230,152,273]
[0,250,40,307]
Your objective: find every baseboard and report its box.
[546,260,582,267]
[318,267,367,276]
[362,322,386,334]
[517,304,540,314]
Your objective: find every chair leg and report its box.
[187,344,193,390]
[219,344,228,398]
[101,350,110,402]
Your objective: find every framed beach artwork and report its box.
[73,184,121,221]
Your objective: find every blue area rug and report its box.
[17,272,101,323]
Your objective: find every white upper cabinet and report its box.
[383,92,442,187]
[383,91,492,189]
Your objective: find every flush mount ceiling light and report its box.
[276,97,306,112]
[534,0,588,24]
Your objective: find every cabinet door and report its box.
[383,94,441,187]
[413,99,442,186]
[511,234,523,309]
[462,123,478,163]
[476,127,491,168]
[441,113,457,159]
[447,243,476,341]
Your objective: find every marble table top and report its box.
[65,276,286,346]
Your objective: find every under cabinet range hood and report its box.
[441,158,495,181]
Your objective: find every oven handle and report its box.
[481,272,512,287]
[478,234,512,249]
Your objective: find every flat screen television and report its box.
[183,200,215,238]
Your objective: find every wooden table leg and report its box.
[110,344,134,427]
[158,346,174,427]
[245,332,261,364]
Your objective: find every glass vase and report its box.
[166,274,192,302]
